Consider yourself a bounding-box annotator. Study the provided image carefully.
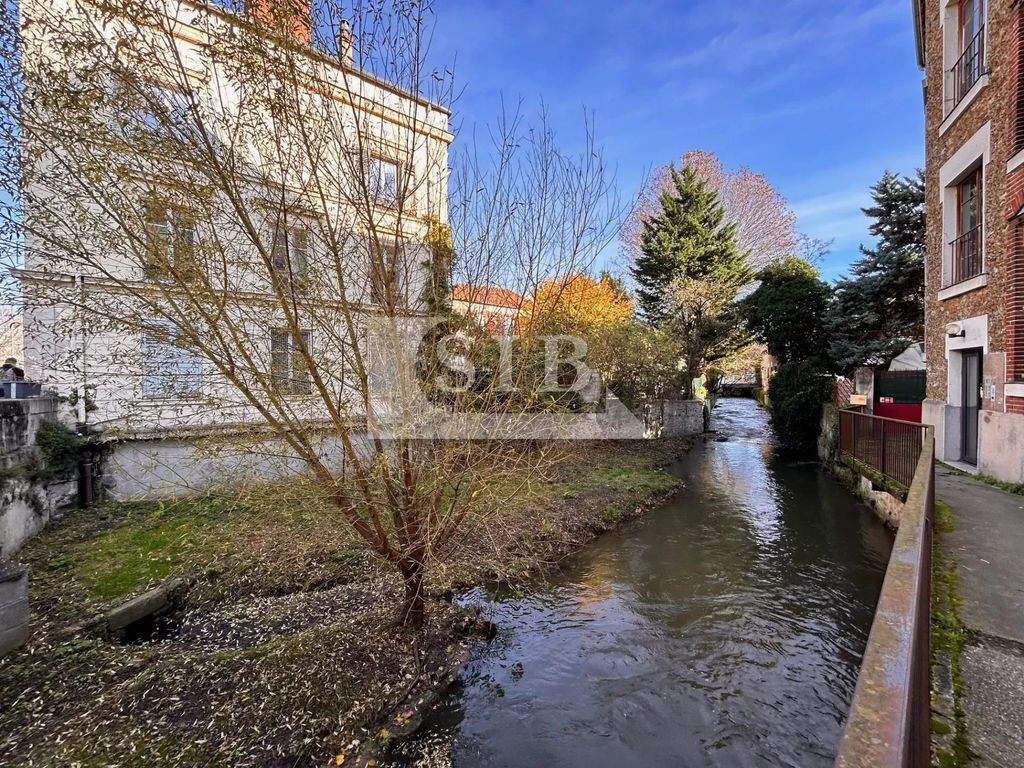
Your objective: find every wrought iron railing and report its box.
[838,410,929,493]
[950,26,985,111]
[948,225,983,287]
[834,424,935,768]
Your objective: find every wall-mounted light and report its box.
[946,322,966,339]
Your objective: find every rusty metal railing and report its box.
[839,410,928,494]
[834,427,935,768]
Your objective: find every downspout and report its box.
[76,273,94,508]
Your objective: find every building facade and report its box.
[16,0,451,430]
[12,0,452,497]
[915,0,1024,482]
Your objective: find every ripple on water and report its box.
[385,399,892,768]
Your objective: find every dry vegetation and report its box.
[0,438,692,767]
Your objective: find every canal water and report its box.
[386,398,893,768]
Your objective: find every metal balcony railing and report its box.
[950,27,985,111]
[948,225,983,287]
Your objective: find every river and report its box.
[386,398,893,768]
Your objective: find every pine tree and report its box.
[828,171,925,373]
[631,165,753,323]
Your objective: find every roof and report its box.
[451,284,525,310]
[180,0,452,119]
[911,0,925,69]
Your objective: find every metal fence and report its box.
[838,409,928,493]
[834,427,935,768]
[950,26,985,110]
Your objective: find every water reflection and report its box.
[387,399,892,768]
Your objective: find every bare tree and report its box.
[622,149,797,272]
[0,0,625,625]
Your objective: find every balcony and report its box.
[949,27,985,114]
[948,225,983,287]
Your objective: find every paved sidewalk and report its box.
[936,465,1024,768]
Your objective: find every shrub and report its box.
[769,361,831,455]
[31,420,84,480]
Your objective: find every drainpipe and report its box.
[75,274,94,509]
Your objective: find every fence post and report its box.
[881,419,887,480]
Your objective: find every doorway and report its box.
[961,349,982,465]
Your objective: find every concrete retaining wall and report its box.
[643,400,704,439]
[0,561,29,658]
[102,430,376,500]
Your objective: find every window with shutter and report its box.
[141,324,203,399]
[271,225,309,278]
[369,242,407,308]
[270,329,312,395]
[369,156,400,205]
[143,202,197,278]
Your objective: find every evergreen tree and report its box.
[828,171,925,374]
[631,165,753,323]
[742,256,832,364]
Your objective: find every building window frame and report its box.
[270,222,310,281]
[939,122,991,296]
[369,239,408,308]
[270,328,313,396]
[141,322,204,400]
[368,155,401,206]
[941,0,988,128]
[142,201,198,279]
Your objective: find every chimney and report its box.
[338,20,353,66]
[247,0,311,45]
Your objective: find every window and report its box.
[960,0,984,49]
[369,242,406,308]
[139,85,190,136]
[950,0,986,110]
[142,324,203,399]
[951,167,983,284]
[271,225,309,278]
[270,329,312,395]
[144,203,197,278]
[369,156,400,205]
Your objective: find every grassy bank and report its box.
[931,501,971,768]
[0,437,692,767]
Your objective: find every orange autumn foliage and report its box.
[523,273,633,336]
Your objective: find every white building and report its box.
[14,0,453,496]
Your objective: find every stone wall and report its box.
[819,404,905,529]
[0,395,59,468]
[642,400,704,439]
[0,395,77,557]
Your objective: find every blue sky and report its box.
[427,0,925,282]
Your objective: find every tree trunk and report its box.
[400,561,426,629]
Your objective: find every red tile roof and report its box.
[451,284,525,309]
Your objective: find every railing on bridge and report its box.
[838,410,929,495]
[834,414,935,768]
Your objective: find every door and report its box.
[961,350,982,465]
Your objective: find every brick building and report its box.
[914,0,1024,481]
